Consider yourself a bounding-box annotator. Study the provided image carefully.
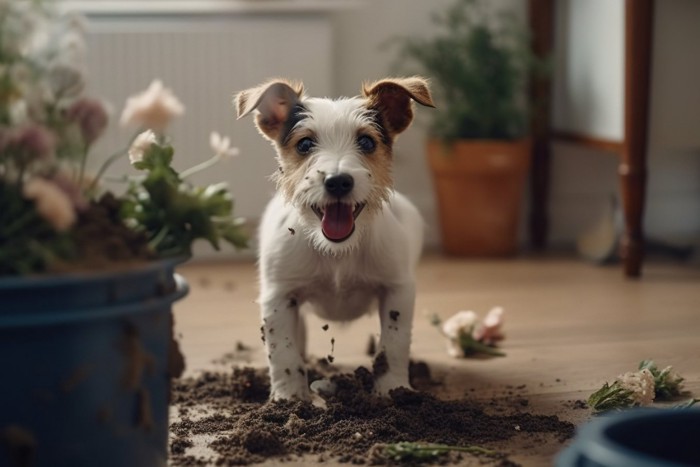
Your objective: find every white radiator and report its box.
[81,11,334,258]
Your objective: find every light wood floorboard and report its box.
[173,256,700,466]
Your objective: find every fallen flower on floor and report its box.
[473,306,505,345]
[433,307,506,358]
[588,360,696,414]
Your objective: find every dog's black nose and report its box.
[324,174,354,198]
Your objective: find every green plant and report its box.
[392,0,542,141]
[588,360,696,414]
[0,1,247,275]
[372,442,497,463]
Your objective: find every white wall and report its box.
[332,0,700,250]
[551,0,624,140]
[75,0,700,255]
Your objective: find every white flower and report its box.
[446,339,464,358]
[23,178,76,232]
[473,307,505,345]
[128,130,157,165]
[209,131,240,160]
[617,369,655,406]
[8,99,28,125]
[120,80,184,132]
[441,310,478,339]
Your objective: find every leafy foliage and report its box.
[120,142,247,258]
[391,0,544,141]
[638,360,686,400]
[0,0,247,276]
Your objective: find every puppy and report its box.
[235,77,434,400]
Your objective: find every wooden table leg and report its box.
[528,0,555,251]
[621,0,654,278]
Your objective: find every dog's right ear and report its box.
[235,79,304,141]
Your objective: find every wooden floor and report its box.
[173,255,700,466]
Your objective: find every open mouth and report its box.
[311,202,366,242]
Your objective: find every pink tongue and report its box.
[322,203,354,241]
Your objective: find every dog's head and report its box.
[235,77,434,254]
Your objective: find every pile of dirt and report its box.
[170,362,574,466]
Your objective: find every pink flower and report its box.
[120,80,184,132]
[23,178,77,232]
[66,97,108,146]
[473,307,505,345]
[6,125,56,163]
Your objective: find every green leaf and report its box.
[221,224,248,250]
[458,330,506,357]
[378,442,497,463]
[587,381,635,414]
[638,360,685,400]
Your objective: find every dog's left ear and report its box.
[362,76,435,136]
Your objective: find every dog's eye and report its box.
[357,135,376,153]
[296,137,315,155]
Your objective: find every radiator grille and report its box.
[83,15,333,257]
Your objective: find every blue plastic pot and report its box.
[556,409,700,467]
[0,259,188,467]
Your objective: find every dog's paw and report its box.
[373,374,411,397]
[269,380,310,402]
[310,378,337,398]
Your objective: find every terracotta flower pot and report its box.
[427,139,531,257]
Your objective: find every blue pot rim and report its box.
[0,256,189,291]
[558,409,700,467]
[0,274,189,328]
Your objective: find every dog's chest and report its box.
[299,258,384,321]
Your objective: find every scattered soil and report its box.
[170,361,575,466]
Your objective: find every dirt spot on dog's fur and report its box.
[372,351,389,377]
[169,362,575,466]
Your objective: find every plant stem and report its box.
[148,225,170,252]
[179,155,219,180]
[87,131,140,193]
[77,142,90,186]
[459,333,506,356]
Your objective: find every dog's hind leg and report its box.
[260,294,310,401]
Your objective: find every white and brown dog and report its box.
[235,77,434,401]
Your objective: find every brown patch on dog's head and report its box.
[362,76,435,138]
[355,126,394,214]
[235,78,305,141]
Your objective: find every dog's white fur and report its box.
[236,77,434,400]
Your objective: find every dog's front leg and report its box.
[261,295,309,401]
[374,282,415,395]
